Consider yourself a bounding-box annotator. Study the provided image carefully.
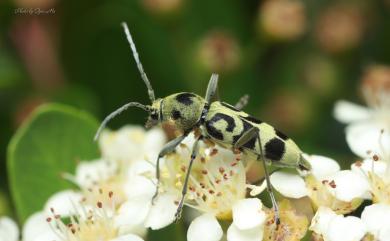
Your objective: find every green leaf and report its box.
[148,223,186,241]
[7,103,100,223]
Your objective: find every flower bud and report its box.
[315,4,365,53]
[361,65,390,107]
[142,0,183,16]
[258,0,306,41]
[196,31,240,73]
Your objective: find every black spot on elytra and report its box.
[205,122,224,140]
[205,113,236,140]
[176,93,196,106]
[233,120,257,150]
[265,138,285,161]
[221,102,240,112]
[242,115,262,124]
[172,110,182,120]
[275,129,288,140]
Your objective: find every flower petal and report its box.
[351,158,388,179]
[232,198,266,230]
[187,214,223,241]
[115,198,152,229]
[124,175,156,200]
[309,206,337,235]
[22,212,55,241]
[310,207,366,241]
[325,170,370,202]
[270,172,308,199]
[227,223,264,241]
[333,100,371,124]
[346,121,389,158]
[326,215,366,241]
[110,234,145,241]
[144,193,177,230]
[361,203,390,238]
[43,190,83,216]
[75,159,116,187]
[0,216,19,241]
[305,154,340,180]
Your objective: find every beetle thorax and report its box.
[161,92,206,133]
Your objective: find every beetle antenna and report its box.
[94,102,150,141]
[121,22,156,103]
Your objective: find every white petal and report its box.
[361,203,390,238]
[346,121,389,158]
[310,207,367,241]
[22,212,54,241]
[75,159,116,187]
[232,198,266,230]
[124,175,156,200]
[0,216,19,241]
[325,170,370,202]
[326,215,366,241]
[305,155,340,180]
[351,158,388,179]
[43,190,83,216]
[187,214,223,241]
[110,234,145,241]
[378,226,390,241]
[227,223,264,241]
[31,231,59,241]
[99,125,147,162]
[309,206,337,235]
[270,172,308,199]
[115,198,151,229]
[144,193,177,230]
[333,100,371,124]
[247,182,267,196]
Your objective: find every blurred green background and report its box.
[1,0,390,217]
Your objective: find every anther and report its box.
[329,180,337,188]
[210,148,218,156]
[97,202,103,208]
[109,191,114,198]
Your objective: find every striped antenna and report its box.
[121,22,156,102]
[94,102,149,141]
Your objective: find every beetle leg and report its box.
[174,136,202,222]
[205,74,219,104]
[233,126,281,226]
[234,94,250,110]
[153,134,188,204]
[256,132,280,226]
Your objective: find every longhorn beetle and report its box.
[95,22,311,225]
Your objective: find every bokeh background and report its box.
[1,0,390,219]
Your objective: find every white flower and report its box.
[188,199,266,241]
[99,125,166,165]
[334,68,390,158]
[309,206,367,241]
[350,128,390,204]
[23,207,145,241]
[268,154,369,213]
[145,134,267,241]
[361,203,390,241]
[0,216,19,241]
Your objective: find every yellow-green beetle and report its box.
[95,23,311,225]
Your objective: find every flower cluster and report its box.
[1,65,389,241]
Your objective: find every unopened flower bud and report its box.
[197,31,240,73]
[142,0,183,16]
[361,65,390,107]
[315,4,365,53]
[258,0,306,41]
